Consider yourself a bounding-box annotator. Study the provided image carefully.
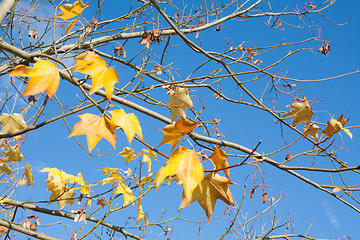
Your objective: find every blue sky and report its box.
[1,0,360,239]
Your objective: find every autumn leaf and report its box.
[66,19,78,35]
[57,0,89,21]
[42,174,74,209]
[4,145,25,162]
[119,147,135,163]
[158,117,198,149]
[0,163,12,176]
[99,168,135,206]
[322,114,352,139]
[302,124,321,140]
[109,108,142,144]
[73,51,118,102]
[97,198,106,208]
[167,87,193,122]
[209,146,230,179]
[9,60,60,99]
[69,113,117,152]
[155,146,204,199]
[137,198,149,226]
[179,172,234,220]
[41,168,89,209]
[24,162,34,186]
[0,113,27,134]
[139,149,157,173]
[284,97,313,127]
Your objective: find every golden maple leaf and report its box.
[209,146,230,180]
[322,114,352,139]
[158,117,198,149]
[57,0,89,21]
[167,87,193,122]
[155,146,204,199]
[179,172,234,220]
[4,145,25,162]
[69,113,117,152]
[108,108,142,144]
[0,163,12,176]
[284,97,313,127]
[0,113,27,134]
[9,60,60,99]
[73,51,119,102]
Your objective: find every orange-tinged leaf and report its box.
[322,114,352,139]
[179,172,234,220]
[57,0,89,21]
[109,109,142,144]
[73,51,118,102]
[284,97,313,127]
[155,146,204,199]
[167,87,193,122]
[69,113,116,152]
[159,117,198,149]
[9,60,60,99]
[209,146,230,179]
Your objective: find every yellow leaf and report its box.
[137,198,148,227]
[44,174,74,209]
[76,173,90,197]
[322,114,352,139]
[284,97,313,127]
[167,87,193,122]
[99,167,122,179]
[0,163,12,176]
[179,173,234,220]
[9,60,60,99]
[115,180,135,206]
[109,109,142,144]
[209,146,230,180]
[73,51,118,102]
[69,113,117,152]
[24,162,34,186]
[65,19,78,35]
[4,145,25,162]
[141,149,157,173]
[159,117,198,149]
[57,0,89,21]
[155,147,204,199]
[119,147,135,163]
[0,113,27,134]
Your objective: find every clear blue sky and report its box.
[2,0,360,239]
